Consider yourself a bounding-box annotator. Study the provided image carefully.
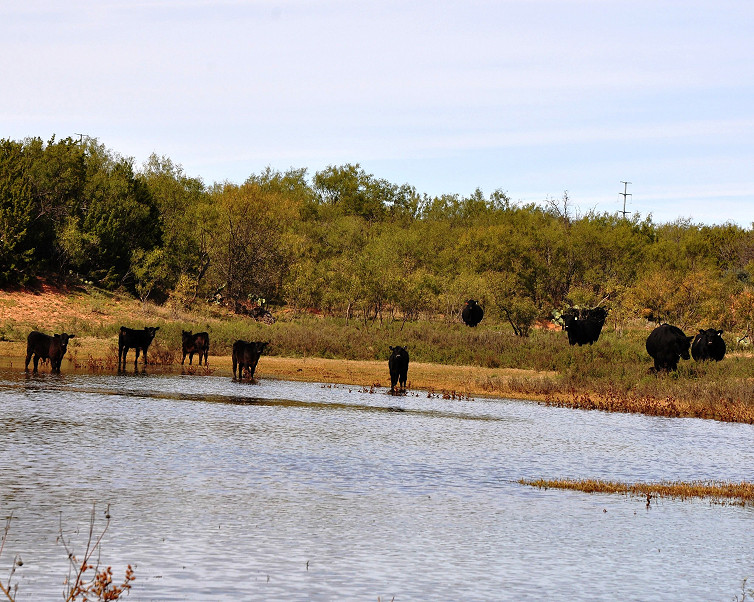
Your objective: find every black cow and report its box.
[118,326,160,369]
[562,307,607,346]
[232,340,268,380]
[388,345,410,392]
[462,300,484,327]
[181,331,210,366]
[646,324,693,372]
[691,328,726,362]
[25,331,75,373]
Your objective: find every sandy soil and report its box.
[0,285,127,331]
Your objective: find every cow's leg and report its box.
[25,351,32,371]
[189,352,194,365]
[181,351,187,365]
[33,355,40,373]
[134,348,140,369]
[142,347,148,367]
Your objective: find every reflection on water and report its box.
[1,367,754,600]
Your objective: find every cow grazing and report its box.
[462,300,484,327]
[181,331,210,366]
[25,331,75,373]
[562,307,608,346]
[388,345,410,392]
[118,326,160,369]
[232,340,268,380]
[646,324,693,372]
[691,328,726,362]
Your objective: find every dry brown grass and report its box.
[534,389,754,424]
[520,478,754,506]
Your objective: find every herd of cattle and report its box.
[557,304,726,371]
[21,299,727,386]
[24,327,270,381]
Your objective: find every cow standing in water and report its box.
[646,324,693,372]
[691,329,726,362]
[181,331,210,366]
[388,345,409,393]
[25,331,75,373]
[118,326,160,370]
[232,340,268,380]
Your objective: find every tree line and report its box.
[2,135,754,337]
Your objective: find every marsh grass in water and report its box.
[520,478,754,506]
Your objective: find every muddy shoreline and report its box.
[4,340,754,424]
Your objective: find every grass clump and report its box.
[520,478,754,506]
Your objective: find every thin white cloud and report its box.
[2,0,753,224]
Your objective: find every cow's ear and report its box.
[717,330,723,336]
[154,327,160,331]
[389,346,395,351]
[687,336,694,342]
[69,334,75,339]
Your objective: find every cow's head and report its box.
[181,330,193,343]
[146,326,160,341]
[699,328,723,343]
[562,314,578,331]
[54,333,75,352]
[389,345,408,358]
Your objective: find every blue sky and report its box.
[2,0,753,225]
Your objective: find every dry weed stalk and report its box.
[57,504,134,601]
[1,513,22,601]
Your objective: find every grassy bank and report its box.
[3,284,754,423]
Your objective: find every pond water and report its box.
[1,367,753,600]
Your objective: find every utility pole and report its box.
[619,181,632,218]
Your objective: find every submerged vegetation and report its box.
[520,478,754,507]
